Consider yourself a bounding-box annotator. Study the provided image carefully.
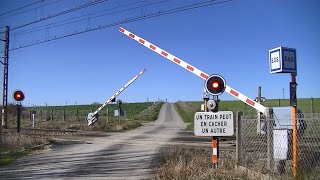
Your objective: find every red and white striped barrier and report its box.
[88,69,146,125]
[119,27,267,114]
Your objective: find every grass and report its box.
[153,145,319,179]
[26,102,157,114]
[0,147,28,166]
[0,132,49,166]
[174,102,199,131]
[7,102,164,132]
[175,98,320,131]
[153,146,247,179]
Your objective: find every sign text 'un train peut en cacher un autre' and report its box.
[194,111,234,136]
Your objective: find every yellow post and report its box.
[292,75,297,179]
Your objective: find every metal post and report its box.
[236,111,243,165]
[266,107,274,171]
[32,113,35,128]
[291,74,298,179]
[17,104,21,133]
[212,95,219,169]
[204,99,207,112]
[257,86,261,134]
[51,110,53,121]
[212,138,218,169]
[2,26,9,128]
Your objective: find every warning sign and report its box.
[194,111,234,136]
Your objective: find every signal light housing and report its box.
[205,74,226,96]
[13,90,25,102]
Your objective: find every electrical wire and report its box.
[10,0,110,31]
[6,0,232,52]
[0,0,63,20]
[0,0,44,17]
[12,0,168,36]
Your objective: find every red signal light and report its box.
[205,74,226,96]
[212,81,220,89]
[13,90,25,102]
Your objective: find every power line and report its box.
[0,0,63,20]
[9,0,110,31]
[0,0,44,17]
[13,0,167,36]
[6,0,232,52]
[0,0,63,34]
[12,0,149,36]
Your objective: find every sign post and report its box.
[291,74,297,179]
[269,46,297,179]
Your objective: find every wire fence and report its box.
[5,108,133,130]
[21,109,95,122]
[237,111,320,179]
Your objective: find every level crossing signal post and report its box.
[202,74,227,169]
[13,90,25,133]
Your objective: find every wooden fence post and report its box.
[29,110,32,127]
[63,109,66,121]
[77,109,79,121]
[311,97,314,113]
[51,110,53,121]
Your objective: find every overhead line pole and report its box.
[1,26,9,128]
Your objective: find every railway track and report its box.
[3,127,102,137]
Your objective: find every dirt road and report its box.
[0,103,188,179]
[0,103,235,179]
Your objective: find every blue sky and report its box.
[0,0,319,106]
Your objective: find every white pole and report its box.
[32,114,35,128]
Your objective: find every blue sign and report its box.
[269,47,297,74]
